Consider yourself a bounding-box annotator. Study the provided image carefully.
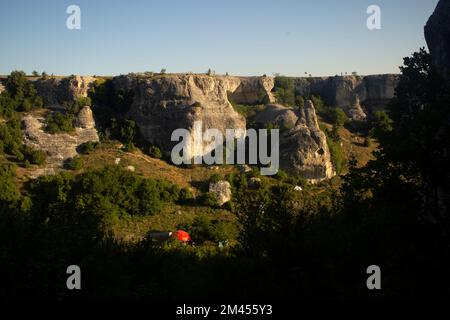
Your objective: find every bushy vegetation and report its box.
[78,141,100,154]
[311,95,349,127]
[368,110,393,139]
[110,118,139,150]
[0,118,23,155]
[200,191,219,207]
[232,104,265,119]
[66,156,84,170]
[21,145,47,166]
[0,117,46,166]
[148,145,162,159]
[0,71,43,117]
[177,213,238,244]
[320,123,346,175]
[273,76,296,107]
[44,97,92,134]
[45,112,75,134]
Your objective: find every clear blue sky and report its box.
[0,0,439,76]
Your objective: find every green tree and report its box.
[148,145,162,159]
[368,110,393,139]
[66,156,84,170]
[330,108,348,127]
[45,112,75,134]
[274,76,295,106]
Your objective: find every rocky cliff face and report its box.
[425,0,450,80]
[112,74,252,160]
[293,74,398,119]
[253,104,299,128]
[23,106,99,177]
[228,76,275,104]
[34,75,95,107]
[109,74,334,181]
[253,102,335,183]
[27,73,384,182]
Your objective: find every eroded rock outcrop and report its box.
[253,104,298,128]
[281,101,335,182]
[34,75,95,107]
[293,74,398,117]
[113,74,248,160]
[22,106,99,177]
[112,75,334,182]
[209,180,232,206]
[425,0,450,80]
[347,95,367,121]
[253,102,335,183]
[228,76,275,104]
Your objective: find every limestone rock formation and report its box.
[228,76,275,104]
[254,102,335,183]
[34,75,95,107]
[283,101,334,182]
[112,74,249,160]
[292,74,398,117]
[346,95,367,121]
[76,106,96,129]
[253,104,298,128]
[0,82,4,95]
[22,106,99,177]
[209,180,232,206]
[425,0,450,80]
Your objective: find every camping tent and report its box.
[174,230,192,243]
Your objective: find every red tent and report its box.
[174,230,192,243]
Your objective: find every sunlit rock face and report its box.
[253,101,335,183]
[112,74,253,160]
[209,181,232,206]
[293,74,398,117]
[22,106,99,177]
[35,75,95,107]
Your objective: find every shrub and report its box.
[45,112,75,134]
[209,174,222,183]
[276,170,288,181]
[0,163,19,203]
[369,110,393,139]
[77,96,92,107]
[110,118,137,146]
[214,220,238,242]
[329,108,348,127]
[0,118,22,155]
[66,156,84,170]
[364,137,373,147]
[21,99,32,112]
[178,187,194,204]
[0,71,43,115]
[148,145,162,159]
[78,141,99,154]
[274,76,295,107]
[24,147,46,166]
[327,137,345,175]
[188,214,215,243]
[201,192,218,207]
